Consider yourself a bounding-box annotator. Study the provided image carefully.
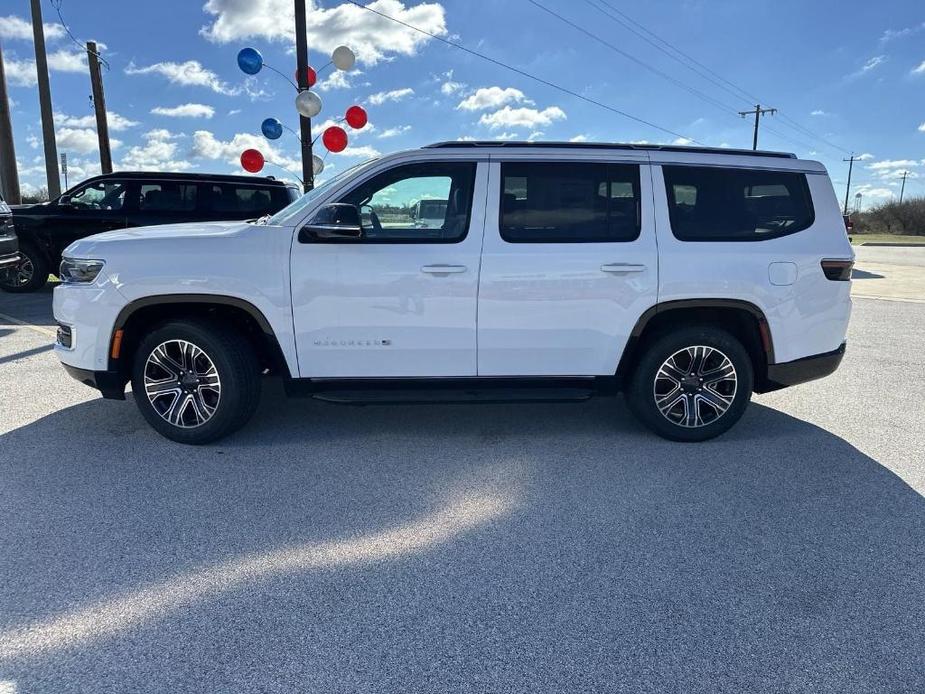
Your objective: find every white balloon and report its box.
[295,90,322,118]
[312,154,325,176]
[331,45,356,71]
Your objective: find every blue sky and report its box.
[2,0,924,208]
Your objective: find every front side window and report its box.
[500,162,641,243]
[663,165,814,241]
[139,182,197,212]
[337,162,476,242]
[69,181,126,211]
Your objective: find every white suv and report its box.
[53,142,854,444]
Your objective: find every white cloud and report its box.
[868,159,920,171]
[121,129,193,171]
[3,50,86,86]
[850,55,886,78]
[191,130,301,174]
[856,153,874,161]
[457,87,531,111]
[810,110,829,117]
[335,145,381,159]
[673,137,693,145]
[56,127,122,155]
[912,60,925,76]
[569,134,588,142]
[55,111,140,131]
[441,80,464,95]
[378,125,411,138]
[369,87,414,105]
[46,49,86,73]
[479,105,566,130]
[0,15,65,41]
[918,122,925,133]
[125,60,237,95]
[151,103,216,119]
[200,0,447,65]
[316,69,364,92]
[880,22,925,43]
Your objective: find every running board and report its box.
[310,387,595,405]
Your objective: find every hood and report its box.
[64,221,254,258]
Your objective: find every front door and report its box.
[291,159,488,378]
[477,156,659,376]
[49,179,129,252]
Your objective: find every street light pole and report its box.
[30,0,61,199]
[294,0,314,192]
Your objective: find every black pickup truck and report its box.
[1,171,300,292]
[0,192,19,281]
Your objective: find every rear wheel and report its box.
[0,243,49,293]
[626,326,753,442]
[131,320,261,444]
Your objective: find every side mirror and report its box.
[58,195,72,207]
[299,203,363,242]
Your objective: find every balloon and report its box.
[295,66,317,88]
[322,126,348,153]
[237,47,263,75]
[312,154,325,176]
[344,105,367,129]
[261,117,283,140]
[240,148,265,173]
[295,90,322,118]
[331,45,356,71]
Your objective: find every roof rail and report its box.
[423,141,797,159]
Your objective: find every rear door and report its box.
[477,153,658,376]
[129,180,198,227]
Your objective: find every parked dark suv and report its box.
[1,172,300,292]
[0,192,19,278]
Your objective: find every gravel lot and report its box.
[1,285,923,693]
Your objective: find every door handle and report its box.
[421,264,467,274]
[600,263,647,274]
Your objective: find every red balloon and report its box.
[345,105,368,129]
[240,148,265,173]
[294,65,317,88]
[322,126,348,153]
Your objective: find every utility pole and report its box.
[738,103,777,150]
[842,154,855,216]
[86,41,112,174]
[899,171,908,204]
[0,39,22,204]
[30,0,61,199]
[293,0,314,191]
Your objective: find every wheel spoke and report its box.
[652,344,738,429]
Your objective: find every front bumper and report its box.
[61,363,127,400]
[764,343,846,391]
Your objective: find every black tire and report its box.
[131,320,261,445]
[626,326,754,442]
[0,242,49,293]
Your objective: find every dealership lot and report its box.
[1,264,923,692]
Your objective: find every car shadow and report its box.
[0,284,56,327]
[0,388,922,692]
[851,269,885,279]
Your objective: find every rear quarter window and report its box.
[663,165,814,242]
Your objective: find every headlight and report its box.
[59,257,105,284]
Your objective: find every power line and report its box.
[584,0,852,155]
[50,0,109,70]
[344,1,700,144]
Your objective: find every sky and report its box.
[1,0,924,209]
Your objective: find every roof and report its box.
[424,141,797,160]
[81,171,299,186]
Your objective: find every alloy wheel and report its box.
[3,256,33,288]
[653,345,738,428]
[143,339,222,428]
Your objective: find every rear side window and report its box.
[500,162,640,243]
[209,185,275,216]
[139,182,196,212]
[663,165,814,241]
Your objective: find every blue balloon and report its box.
[237,47,263,75]
[261,117,283,140]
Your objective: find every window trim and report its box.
[326,161,478,245]
[498,160,642,244]
[662,164,816,243]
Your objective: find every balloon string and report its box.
[283,124,304,144]
[264,160,303,185]
[262,63,299,90]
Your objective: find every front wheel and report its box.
[626,326,754,442]
[131,320,261,444]
[0,243,49,293]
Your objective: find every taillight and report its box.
[821,258,853,281]
[842,215,853,232]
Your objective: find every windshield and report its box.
[266,159,380,225]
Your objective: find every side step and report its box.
[310,387,595,405]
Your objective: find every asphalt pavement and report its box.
[0,287,923,692]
